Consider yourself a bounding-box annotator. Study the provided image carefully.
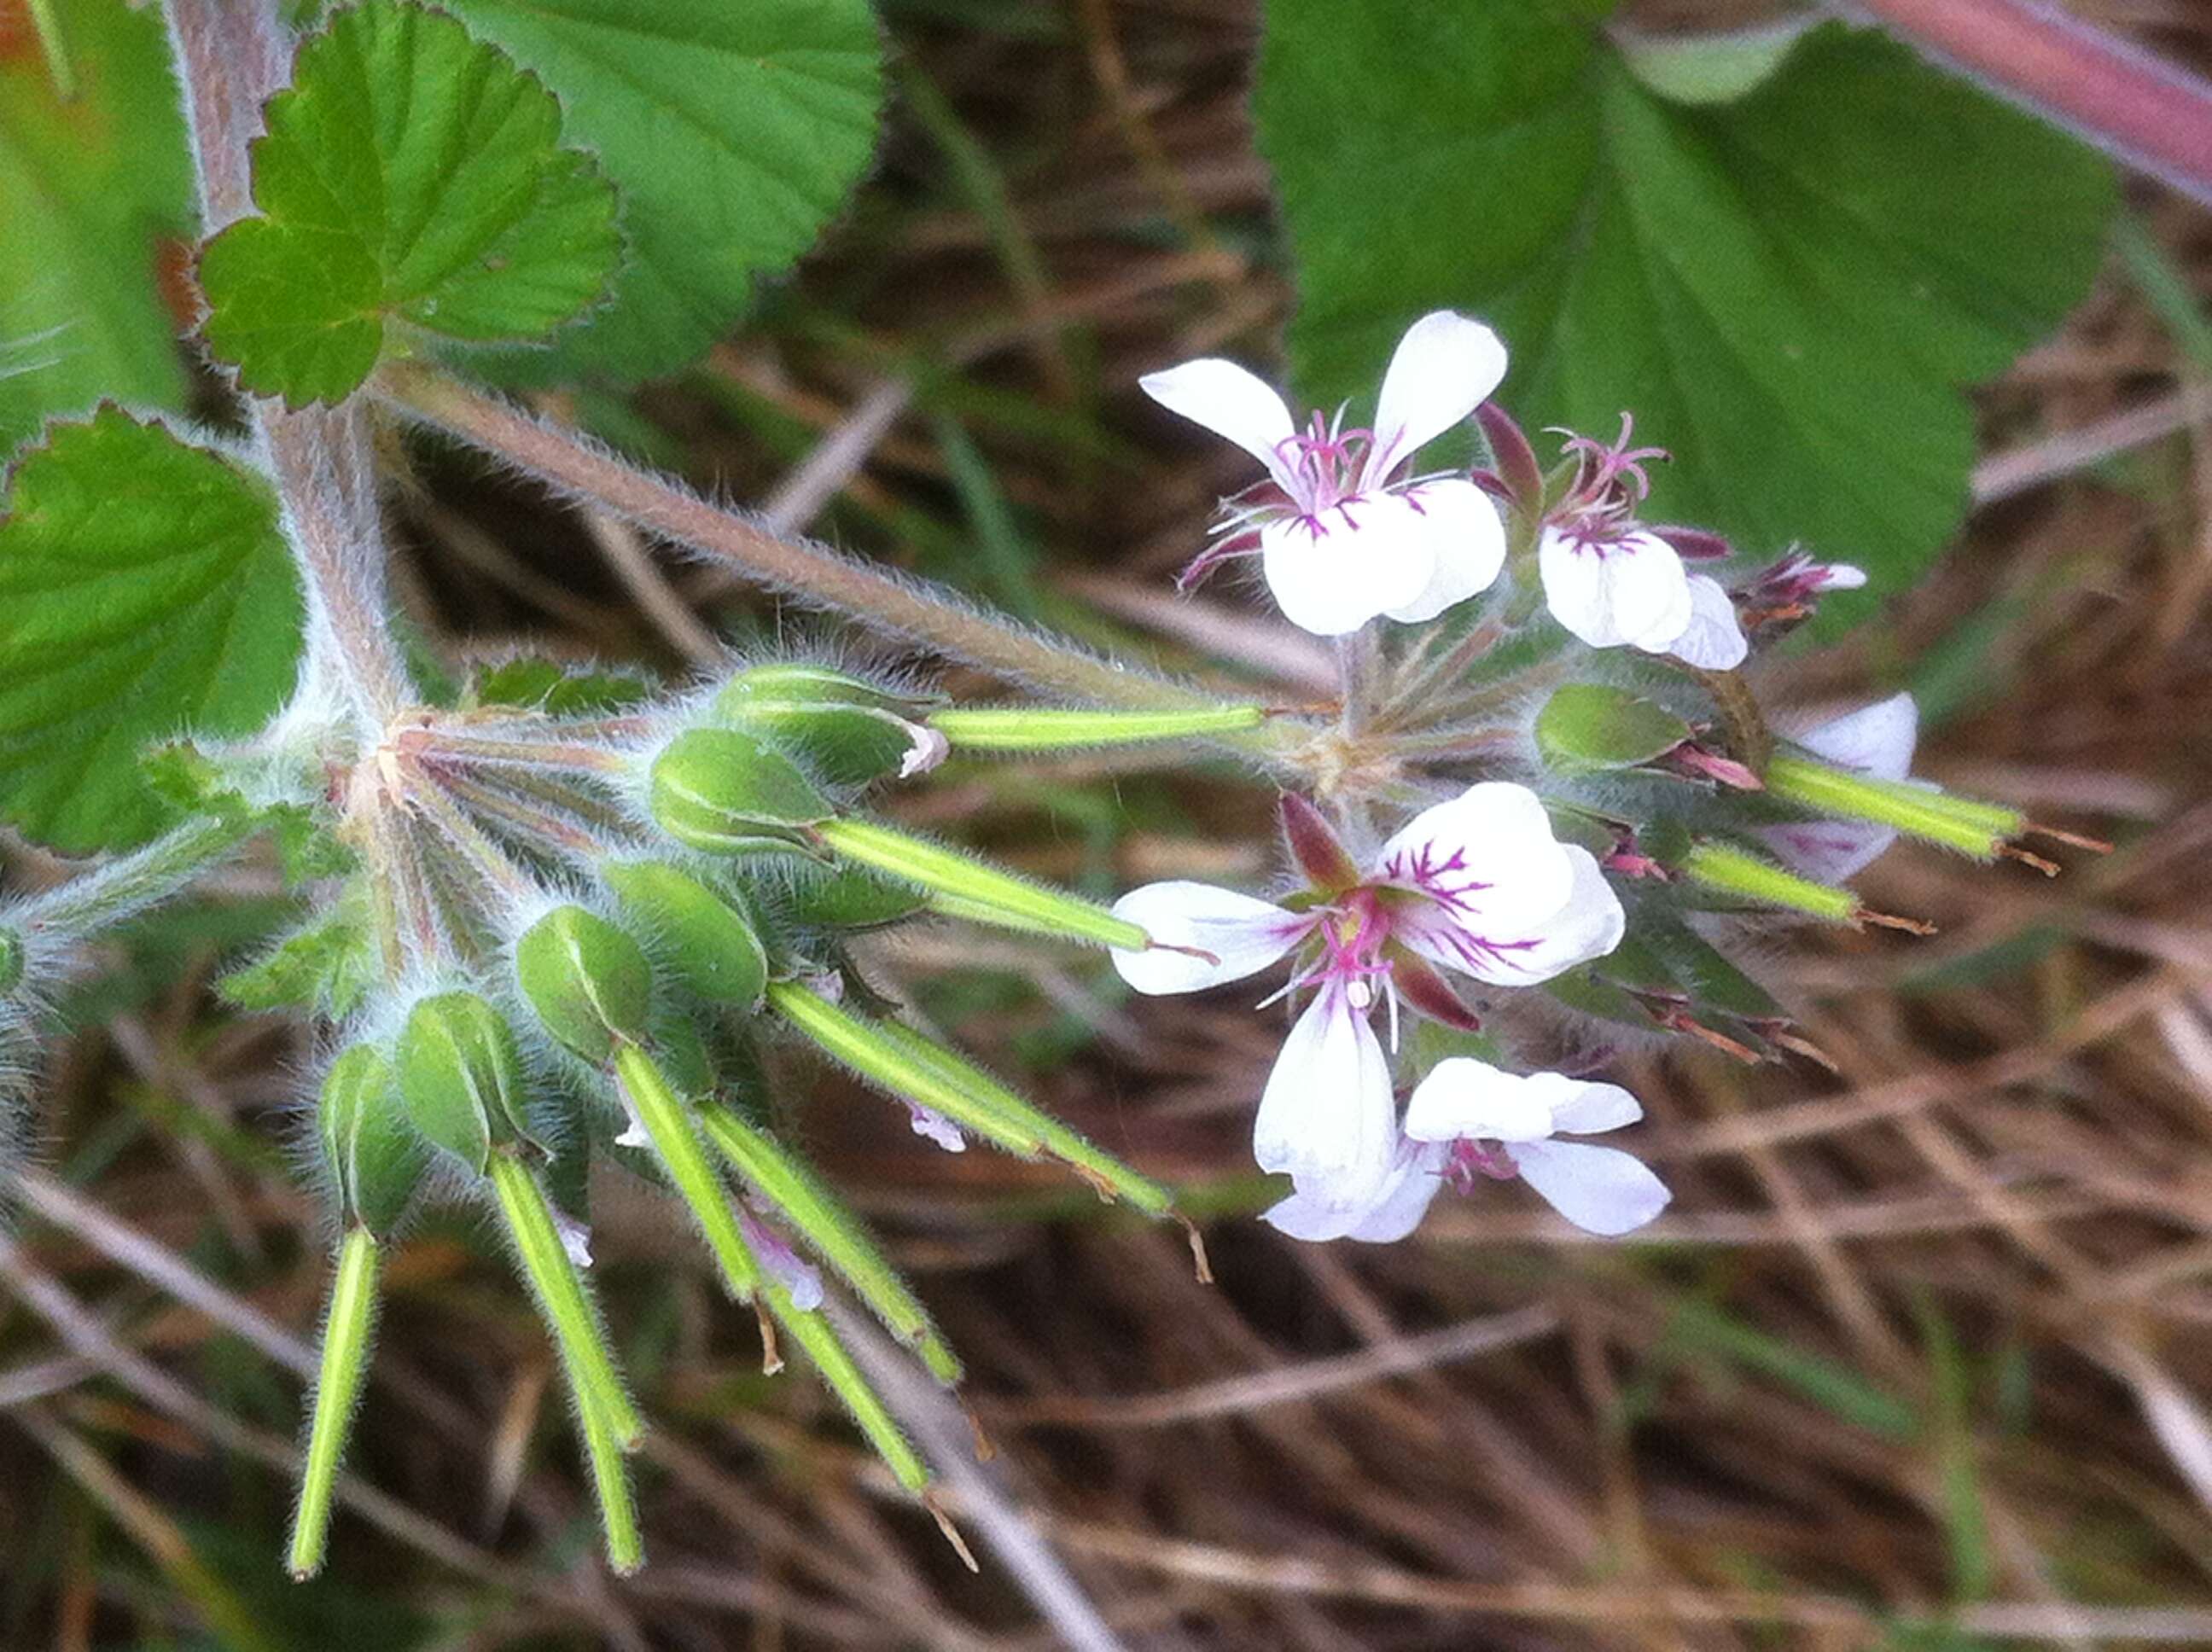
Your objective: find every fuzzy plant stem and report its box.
[1853,0,2212,209]
[287,1226,380,1579]
[162,0,416,728]
[375,365,1311,757]
[11,814,258,945]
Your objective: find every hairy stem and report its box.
[12,814,257,945]
[162,0,416,726]
[377,365,1305,743]
[1853,0,2212,208]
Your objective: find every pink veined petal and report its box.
[1793,691,1918,779]
[1365,311,1510,486]
[1109,881,1310,996]
[1379,479,1508,624]
[1510,1139,1671,1236]
[1138,358,1300,494]
[1263,1140,1446,1244]
[1410,846,1625,988]
[1656,573,1748,669]
[1533,1073,1643,1135]
[1259,493,1433,637]
[1539,526,1692,650]
[1403,1057,1557,1144]
[1378,781,1575,940]
[1252,988,1400,1208]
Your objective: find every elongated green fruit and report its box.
[612,1044,760,1300]
[602,861,769,1008]
[287,1227,381,1579]
[1764,756,2022,858]
[696,1102,962,1384]
[768,982,1172,1215]
[768,1288,930,1492]
[815,818,1149,951]
[1682,841,1860,922]
[575,1373,644,1574]
[928,704,1266,750]
[515,905,655,1064]
[486,1155,643,1447]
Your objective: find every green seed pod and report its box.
[396,992,532,1173]
[649,728,832,856]
[317,1045,428,1238]
[515,905,655,1064]
[602,861,769,1009]
[0,928,20,995]
[714,664,945,788]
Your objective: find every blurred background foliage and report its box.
[4,0,2212,1645]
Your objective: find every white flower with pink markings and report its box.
[1110,782,1624,1220]
[1139,311,1511,636]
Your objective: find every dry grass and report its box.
[8,2,2212,1646]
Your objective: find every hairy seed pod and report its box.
[714,664,945,788]
[318,1044,428,1238]
[397,992,531,1173]
[649,728,831,856]
[601,861,768,1009]
[515,906,655,1065]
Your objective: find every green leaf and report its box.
[220,895,377,1019]
[439,0,883,384]
[468,656,653,715]
[0,410,305,853]
[1258,13,2115,616]
[199,0,621,405]
[0,0,195,450]
[1534,683,1690,776]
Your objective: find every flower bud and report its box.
[397,992,532,1173]
[714,665,946,787]
[0,929,20,995]
[515,906,655,1065]
[601,861,768,1009]
[317,1044,428,1238]
[649,728,831,856]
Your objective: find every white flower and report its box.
[1140,311,1510,636]
[1761,693,1918,881]
[1540,524,1694,651]
[1109,782,1625,1215]
[1666,574,1749,670]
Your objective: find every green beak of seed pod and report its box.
[0,929,21,995]
[714,664,946,788]
[318,1045,428,1238]
[396,992,533,1174]
[649,728,833,856]
[601,862,769,1009]
[515,905,655,1064]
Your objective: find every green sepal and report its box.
[1535,684,1692,777]
[514,905,655,1064]
[602,861,768,1009]
[815,818,1149,952]
[928,703,1266,751]
[396,991,533,1172]
[317,1044,428,1238]
[697,1101,963,1384]
[714,664,943,788]
[780,864,929,932]
[649,727,833,855]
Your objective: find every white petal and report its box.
[1757,819,1897,885]
[1138,358,1298,492]
[1367,311,1509,482]
[1253,990,1400,1208]
[1403,1057,1557,1144]
[1263,1141,1444,1244]
[1659,574,1748,669]
[1511,1140,1670,1236]
[1377,781,1575,939]
[1402,845,1623,987]
[1540,526,1692,650]
[907,1103,968,1154]
[1109,881,1307,996]
[1534,1074,1643,1135]
[1259,495,1433,637]
[1794,692,1917,779]
[1379,480,1508,624]
[1818,563,1868,590]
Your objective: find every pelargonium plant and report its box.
[0,0,2108,1585]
